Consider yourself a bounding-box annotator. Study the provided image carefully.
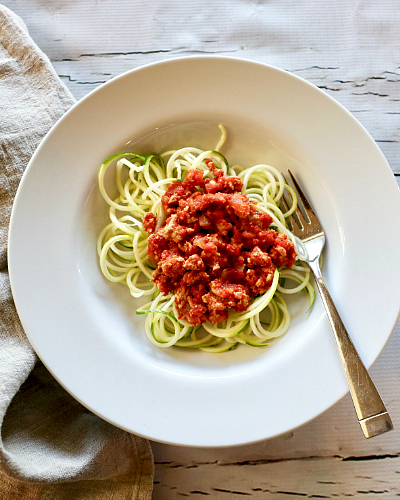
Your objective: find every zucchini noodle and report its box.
[97,124,314,352]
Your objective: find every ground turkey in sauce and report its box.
[142,162,297,325]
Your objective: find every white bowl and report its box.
[8,56,400,446]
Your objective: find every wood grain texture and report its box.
[2,0,399,497]
[153,456,400,499]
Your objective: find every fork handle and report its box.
[308,258,393,438]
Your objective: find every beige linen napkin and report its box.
[0,5,153,499]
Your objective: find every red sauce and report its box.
[144,162,297,325]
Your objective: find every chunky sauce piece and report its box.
[143,163,296,325]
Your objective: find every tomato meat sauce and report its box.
[142,162,297,326]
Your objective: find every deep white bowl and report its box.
[8,56,400,446]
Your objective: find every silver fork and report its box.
[285,170,393,439]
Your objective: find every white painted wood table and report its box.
[4,1,399,498]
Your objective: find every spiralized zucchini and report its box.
[97,124,314,352]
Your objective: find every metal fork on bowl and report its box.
[284,170,393,439]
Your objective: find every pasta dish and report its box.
[97,125,314,352]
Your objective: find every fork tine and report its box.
[287,170,312,211]
[280,186,294,231]
[282,173,309,231]
[287,170,322,229]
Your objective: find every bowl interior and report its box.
[79,118,331,376]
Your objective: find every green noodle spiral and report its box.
[97,125,314,352]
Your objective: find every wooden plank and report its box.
[153,455,400,498]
